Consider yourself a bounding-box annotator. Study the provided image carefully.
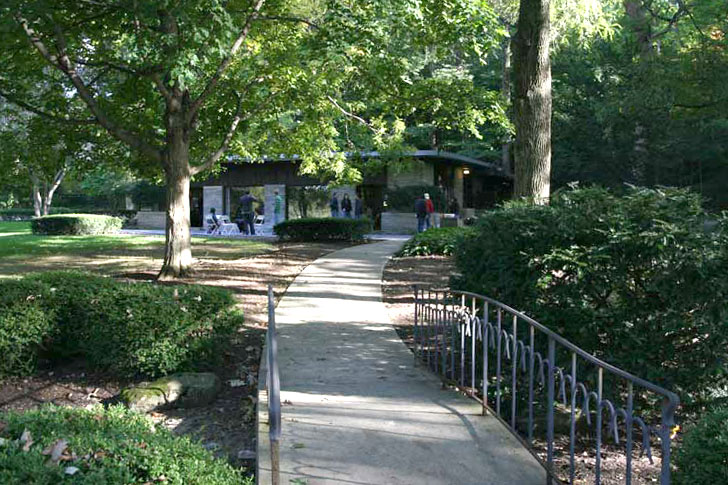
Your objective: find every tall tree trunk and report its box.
[501,37,512,175]
[42,166,67,216]
[512,0,552,204]
[158,100,193,280]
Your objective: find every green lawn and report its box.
[0,221,272,260]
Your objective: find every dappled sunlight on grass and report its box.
[0,220,274,275]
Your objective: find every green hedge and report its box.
[274,217,371,241]
[398,227,473,256]
[0,405,249,484]
[31,214,123,235]
[0,208,136,220]
[385,185,446,212]
[0,272,242,378]
[674,405,728,484]
[454,187,728,408]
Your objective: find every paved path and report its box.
[258,240,545,485]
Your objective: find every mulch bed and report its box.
[0,241,350,475]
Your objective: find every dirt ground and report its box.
[0,241,351,475]
[381,254,662,485]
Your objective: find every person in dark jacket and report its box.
[330,193,340,218]
[354,195,363,219]
[239,190,258,235]
[414,196,427,233]
[341,193,353,218]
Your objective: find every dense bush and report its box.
[0,303,54,377]
[0,208,136,222]
[398,227,473,256]
[31,214,123,235]
[384,185,446,212]
[0,272,242,378]
[0,405,249,484]
[674,405,728,484]
[454,187,728,407]
[274,217,371,241]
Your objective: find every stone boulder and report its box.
[120,372,221,413]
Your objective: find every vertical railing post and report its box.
[546,337,555,485]
[625,382,634,485]
[482,302,489,415]
[527,325,535,444]
[471,298,477,393]
[569,352,577,485]
[660,397,676,485]
[267,285,281,485]
[511,315,518,430]
[413,286,419,361]
[496,309,502,417]
[596,367,604,485]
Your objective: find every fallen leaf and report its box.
[41,439,68,464]
[19,429,33,452]
[292,442,306,449]
[64,466,80,476]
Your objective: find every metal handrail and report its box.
[266,284,281,483]
[413,286,679,485]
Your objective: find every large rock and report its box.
[120,372,221,413]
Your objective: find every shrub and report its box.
[385,185,446,212]
[274,217,371,241]
[31,214,123,235]
[0,303,54,377]
[674,405,728,484]
[454,187,728,408]
[398,227,473,256]
[0,272,243,378]
[0,405,249,484]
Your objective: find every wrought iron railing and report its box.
[413,287,679,485]
[266,284,281,483]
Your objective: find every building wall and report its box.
[387,161,434,189]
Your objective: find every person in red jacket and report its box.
[424,193,434,229]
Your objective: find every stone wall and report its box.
[135,211,166,229]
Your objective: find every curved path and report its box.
[258,240,545,484]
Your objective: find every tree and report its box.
[1,0,503,278]
[0,100,101,216]
[512,0,553,203]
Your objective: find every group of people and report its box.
[207,189,284,236]
[329,193,363,219]
[414,193,435,233]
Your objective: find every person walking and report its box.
[424,193,435,229]
[330,193,340,218]
[414,195,427,233]
[341,193,353,218]
[239,190,258,235]
[273,190,283,226]
[354,195,363,219]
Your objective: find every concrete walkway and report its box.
[258,240,545,485]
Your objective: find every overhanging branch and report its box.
[16,14,163,163]
[0,89,97,124]
[188,0,266,119]
[190,91,244,176]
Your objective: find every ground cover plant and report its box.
[274,217,371,241]
[454,186,728,410]
[0,404,250,484]
[0,271,242,378]
[398,227,473,256]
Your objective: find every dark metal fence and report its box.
[413,287,679,485]
[266,284,281,484]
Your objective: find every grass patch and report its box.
[0,222,271,261]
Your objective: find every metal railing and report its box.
[266,284,281,484]
[413,287,679,485]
